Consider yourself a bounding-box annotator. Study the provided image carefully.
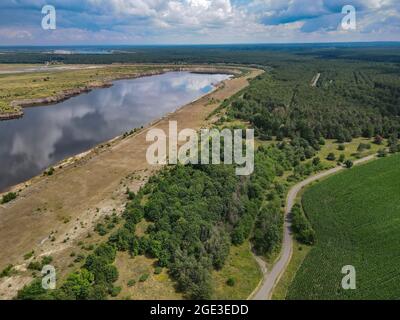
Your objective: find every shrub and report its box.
[226,277,236,287]
[345,160,354,169]
[0,265,14,278]
[1,192,17,204]
[109,286,122,297]
[139,273,149,282]
[24,250,35,260]
[27,261,42,271]
[374,135,384,145]
[327,153,336,161]
[312,157,321,166]
[154,267,163,275]
[44,167,55,176]
[127,279,136,287]
[378,149,388,158]
[95,223,108,236]
[27,256,53,271]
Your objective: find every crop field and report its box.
[287,154,400,299]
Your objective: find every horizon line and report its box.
[1,40,400,48]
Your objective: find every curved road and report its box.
[252,155,375,300]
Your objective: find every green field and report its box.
[287,154,400,300]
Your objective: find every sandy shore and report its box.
[0,66,263,299]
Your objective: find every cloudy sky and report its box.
[0,0,399,45]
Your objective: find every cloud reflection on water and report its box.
[0,72,230,191]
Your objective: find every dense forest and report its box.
[229,60,400,145]
[15,45,400,299]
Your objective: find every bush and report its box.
[345,160,354,169]
[109,286,122,297]
[338,144,346,151]
[291,204,316,245]
[378,149,388,158]
[327,153,336,161]
[312,157,321,166]
[374,135,384,145]
[154,267,163,275]
[127,279,136,287]
[24,250,35,260]
[1,192,17,204]
[28,256,53,271]
[27,261,42,271]
[95,223,108,236]
[226,277,236,287]
[0,265,14,278]
[139,273,149,282]
[44,167,55,176]
[17,279,50,300]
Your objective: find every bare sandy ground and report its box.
[0,67,263,299]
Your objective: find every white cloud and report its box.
[0,0,399,44]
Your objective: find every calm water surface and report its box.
[0,72,230,191]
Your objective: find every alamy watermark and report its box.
[146,121,255,176]
[341,5,357,30]
[341,265,356,290]
[41,265,56,290]
[42,5,56,30]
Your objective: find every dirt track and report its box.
[0,67,263,298]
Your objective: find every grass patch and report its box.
[318,138,383,166]
[112,252,182,300]
[287,154,400,299]
[272,241,311,300]
[212,241,262,300]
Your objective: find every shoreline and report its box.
[0,64,242,121]
[0,67,238,195]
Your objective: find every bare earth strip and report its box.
[252,154,376,300]
[0,67,263,299]
[0,64,106,75]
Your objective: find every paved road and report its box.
[252,155,375,300]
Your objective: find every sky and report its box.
[0,0,399,45]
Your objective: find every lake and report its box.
[0,72,230,192]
